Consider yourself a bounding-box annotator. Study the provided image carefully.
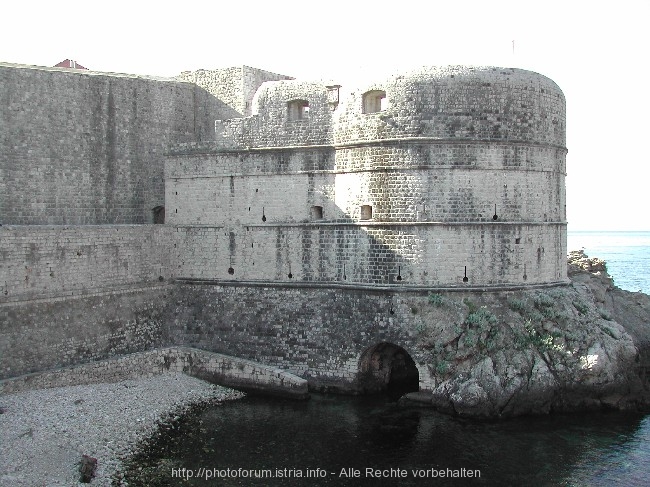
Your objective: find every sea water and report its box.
[128,395,650,486]
[567,230,650,294]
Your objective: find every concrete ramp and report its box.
[163,347,309,399]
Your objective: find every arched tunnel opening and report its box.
[357,342,420,400]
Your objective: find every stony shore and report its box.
[0,374,243,486]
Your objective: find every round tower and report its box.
[331,66,567,286]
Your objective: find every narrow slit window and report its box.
[360,205,373,220]
[362,90,387,114]
[287,99,309,121]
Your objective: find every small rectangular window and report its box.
[362,90,387,114]
[288,99,309,121]
[311,205,323,220]
[360,205,373,220]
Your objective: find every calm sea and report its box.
[126,395,650,486]
[567,230,650,295]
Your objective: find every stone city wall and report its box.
[0,63,224,224]
[1,225,175,302]
[167,283,431,392]
[171,223,566,286]
[0,286,169,379]
[176,65,292,118]
[211,81,334,149]
[0,225,175,378]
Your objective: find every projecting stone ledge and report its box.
[0,347,309,400]
[164,347,309,400]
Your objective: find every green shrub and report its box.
[465,306,498,327]
[435,361,449,374]
[526,309,546,323]
[428,292,444,307]
[573,300,589,315]
[462,330,477,347]
[540,306,559,320]
[534,293,555,309]
[599,309,613,321]
[507,297,528,313]
[517,320,563,352]
[463,298,478,314]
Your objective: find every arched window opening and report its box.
[152,206,165,224]
[362,90,387,114]
[287,99,310,121]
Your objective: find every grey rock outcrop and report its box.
[404,251,650,417]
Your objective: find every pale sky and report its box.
[1,0,648,231]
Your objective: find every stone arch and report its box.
[358,342,419,399]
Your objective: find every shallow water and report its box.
[128,394,650,486]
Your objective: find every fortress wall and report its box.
[242,67,296,116]
[174,223,567,286]
[165,148,337,226]
[166,148,334,178]
[334,167,565,223]
[334,144,565,173]
[0,225,177,379]
[166,172,337,225]
[167,283,429,391]
[166,145,565,226]
[0,63,218,224]
[176,66,292,118]
[212,81,334,149]
[334,66,566,146]
[0,286,169,379]
[0,225,175,302]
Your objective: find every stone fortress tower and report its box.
[0,61,568,396]
[167,65,567,289]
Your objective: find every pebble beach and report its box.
[0,374,243,486]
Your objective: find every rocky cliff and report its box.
[404,250,650,417]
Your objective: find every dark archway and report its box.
[358,342,419,400]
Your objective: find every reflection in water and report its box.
[126,395,650,486]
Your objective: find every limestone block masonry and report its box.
[1,62,571,400]
[167,66,567,288]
